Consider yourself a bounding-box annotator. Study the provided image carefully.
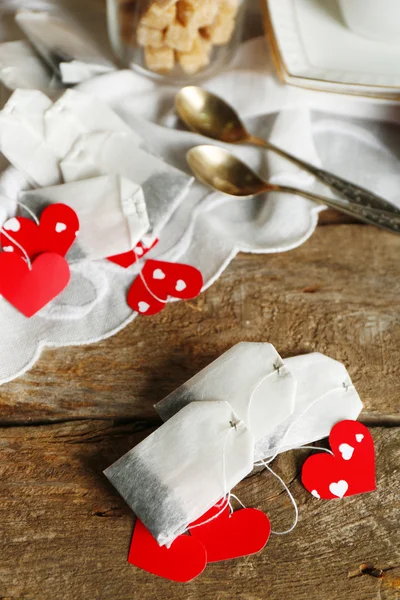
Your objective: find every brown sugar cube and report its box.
[193,0,219,28]
[141,2,177,29]
[165,20,195,51]
[219,0,240,18]
[144,44,175,72]
[177,35,212,74]
[202,13,236,45]
[176,0,198,28]
[137,23,164,47]
[154,0,178,7]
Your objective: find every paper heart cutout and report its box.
[127,259,203,316]
[0,252,70,317]
[128,519,207,582]
[302,420,376,499]
[144,259,203,300]
[107,238,158,268]
[127,274,166,315]
[1,204,79,259]
[189,503,271,562]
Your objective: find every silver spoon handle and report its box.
[249,135,400,216]
[271,184,400,235]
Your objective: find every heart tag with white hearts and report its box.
[127,259,203,316]
[302,420,376,499]
[0,204,79,259]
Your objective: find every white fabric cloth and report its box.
[1,0,400,383]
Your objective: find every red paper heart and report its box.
[1,204,79,259]
[189,503,271,563]
[128,519,207,582]
[108,237,158,268]
[127,259,203,316]
[301,420,376,499]
[0,252,70,317]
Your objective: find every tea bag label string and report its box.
[133,246,168,305]
[0,228,32,270]
[188,421,246,532]
[253,379,354,535]
[255,381,355,467]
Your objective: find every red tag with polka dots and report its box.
[127,259,203,315]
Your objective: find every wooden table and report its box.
[1,213,399,600]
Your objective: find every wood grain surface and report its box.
[0,420,399,600]
[1,223,399,600]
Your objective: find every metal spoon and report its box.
[177,86,400,216]
[187,145,400,235]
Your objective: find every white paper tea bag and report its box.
[15,10,115,84]
[0,90,61,186]
[156,342,296,444]
[0,89,141,187]
[61,131,194,235]
[156,344,363,462]
[44,89,141,159]
[0,40,53,93]
[104,401,254,547]
[20,175,149,261]
[254,352,363,461]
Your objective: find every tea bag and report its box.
[104,400,254,547]
[0,89,141,187]
[44,89,141,160]
[0,40,53,93]
[19,175,149,261]
[0,90,61,187]
[156,344,363,462]
[254,352,363,461]
[15,10,115,84]
[61,131,194,235]
[156,342,296,443]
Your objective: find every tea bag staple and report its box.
[104,400,254,547]
[20,175,149,261]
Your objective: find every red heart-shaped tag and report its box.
[189,503,271,563]
[108,238,158,268]
[127,259,203,316]
[301,420,376,499]
[0,252,70,317]
[128,519,207,582]
[1,204,79,259]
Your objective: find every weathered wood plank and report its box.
[0,421,398,600]
[1,224,399,424]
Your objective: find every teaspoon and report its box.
[177,86,400,217]
[187,145,400,235]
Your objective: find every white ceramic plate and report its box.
[265,0,400,96]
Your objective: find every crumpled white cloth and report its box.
[1,0,400,384]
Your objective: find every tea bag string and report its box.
[253,380,354,535]
[188,423,246,531]
[17,202,39,225]
[0,228,32,270]
[133,246,168,305]
[253,382,355,468]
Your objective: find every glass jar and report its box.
[107,0,246,83]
